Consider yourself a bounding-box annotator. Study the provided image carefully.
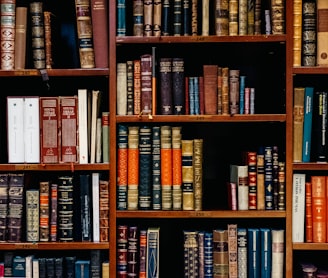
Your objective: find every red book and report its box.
[140,54,152,115]
[117,225,128,277]
[305,181,313,243]
[247,151,257,210]
[311,176,326,243]
[40,97,60,163]
[59,96,78,163]
[203,65,218,114]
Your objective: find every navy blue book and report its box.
[80,174,91,241]
[183,0,191,35]
[162,0,171,35]
[204,232,213,277]
[247,228,260,278]
[139,126,152,210]
[117,0,126,36]
[152,126,161,210]
[65,256,76,278]
[260,228,272,278]
[302,87,314,162]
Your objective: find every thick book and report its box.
[247,228,260,278]
[305,181,313,242]
[75,260,90,278]
[172,126,182,210]
[133,0,144,36]
[159,57,173,114]
[117,0,126,36]
[302,87,314,162]
[90,250,101,278]
[141,54,153,115]
[127,226,138,277]
[271,229,284,278]
[80,174,91,241]
[1,0,15,70]
[143,0,153,36]
[215,0,229,35]
[173,0,182,35]
[172,57,185,115]
[117,124,128,210]
[39,181,50,242]
[317,0,328,66]
[271,0,285,34]
[91,0,108,68]
[183,230,199,277]
[40,97,60,164]
[311,175,327,243]
[213,229,229,278]
[237,227,247,278]
[26,189,40,242]
[203,65,218,115]
[193,138,203,211]
[182,139,194,211]
[14,6,27,69]
[293,87,305,162]
[293,0,302,67]
[117,62,127,116]
[260,228,272,278]
[12,256,25,277]
[153,0,161,36]
[161,125,172,210]
[237,165,249,211]
[146,227,160,278]
[191,0,198,36]
[74,0,95,68]
[239,0,247,35]
[302,0,317,66]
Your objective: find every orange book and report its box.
[161,126,172,210]
[172,126,182,210]
[305,181,313,243]
[311,176,327,243]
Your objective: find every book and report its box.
[228,0,238,35]
[264,146,274,210]
[229,69,240,115]
[12,256,25,277]
[146,227,160,278]
[143,0,153,36]
[99,180,109,242]
[152,126,161,210]
[247,0,255,34]
[159,57,173,115]
[139,229,147,278]
[237,165,249,211]
[271,229,284,278]
[32,258,39,278]
[74,0,95,68]
[153,0,161,36]
[127,226,138,276]
[117,62,127,116]
[133,0,143,36]
[46,257,55,278]
[172,57,185,115]
[302,87,314,162]
[39,181,50,241]
[50,183,58,242]
[90,90,101,163]
[0,174,9,242]
[26,255,33,278]
[39,97,60,164]
[59,96,78,163]
[101,111,109,163]
[271,0,285,35]
[183,230,199,277]
[317,0,328,66]
[43,11,53,69]
[204,231,213,277]
[1,0,15,70]
[102,261,109,278]
[78,89,89,164]
[55,257,63,278]
[227,224,238,278]
[293,0,302,67]
[260,228,272,278]
[117,224,128,276]
[221,67,229,115]
[213,229,229,277]
[80,174,92,241]
[182,139,194,211]
[202,0,209,36]
[152,47,156,112]
[272,146,279,210]
[91,0,108,68]
[197,230,205,278]
[173,0,182,35]
[161,125,172,210]
[126,60,134,115]
[96,119,102,163]
[117,0,126,36]
[215,0,229,35]
[92,172,100,242]
[26,189,39,242]
[90,250,101,278]
[141,54,153,115]
[302,0,317,66]
[293,87,305,162]
[191,0,198,36]
[311,175,327,243]
[172,126,182,210]
[203,65,218,115]
[14,6,27,69]
[193,138,203,211]
[237,227,247,278]
[29,2,46,69]
[238,0,247,35]
[117,124,128,210]
[133,59,142,115]
[278,162,286,211]
[247,151,257,210]
[247,228,260,278]
[254,0,261,34]
[182,0,190,36]
[75,260,90,278]
[305,181,313,242]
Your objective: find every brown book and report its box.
[91,0,108,68]
[143,0,153,36]
[227,224,238,278]
[221,67,229,115]
[317,0,328,66]
[256,147,265,210]
[40,96,60,164]
[203,65,218,115]
[271,0,285,35]
[215,0,229,36]
[43,11,53,69]
[75,0,95,68]
[191,0,198,36]
[229,69,240,115]
[213,229,229,278]
[39,181,50,242]
[1,0,15,70]
[127,60,134,115]
[153,0,161,36]
[14,7,27,70]
[305,181,313,243]
[202,0,209,36]
[140,54,152,115]
[293,0,302,67]
[50,183,58,242]
[247,0,255,35]
[133,0,144,36]
[59,96,78,163]
[229,0,238,35]
[254,0,261,35]
[293,87,305,162]
[133,59,142,115]
[311,176,327,243]
[238,0,247,35]
[193,138,203,211]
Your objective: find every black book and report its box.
[39,257,47,278]
[173,0,182,35]
[46,258,55,278]
[0,173,9,241]
[159,57,173,115]
[55,257,63,278]
[80,174,92,241]
[183,0,191,35]
[65,256,76,278]
[162,0,171,35]
[90,250,102,278]
[172,58,185,115]
[302,0,317,66]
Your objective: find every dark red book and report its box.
[140,54,152,115]
[203,65,218,114]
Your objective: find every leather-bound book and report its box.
[143,0,153,36]
[1,0,15,70]
[203,64,218,115]
[159,57,173,115]
[172,57,185,115]
[133,0,144,36]
[14,7,27,69]
[153,0,161,36]
[215,0,229,36]
[302,0,316,67]
[317,0,328,65]
[140,54,153,115]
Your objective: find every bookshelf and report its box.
[109,1,292,278]
[0,0,110,275]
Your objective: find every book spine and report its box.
[264,146,273,210]
[302,87,314,162]
[50,183,58,242]
[143,0,153,36]
[1,0,15,70]
[172,57,185,115]
[237,165,248,211]
[229,69,240,115]
[92,172,100,242]
[96,119,102,163]
[141,54,153,115]
[198,231,205,278]
[183,230,199,277]
[193,76,200,115]
[161,125,173,210]
[198,76,205,115]
[247,0,255,34]
[99,180,109,242]
[293,0,302,67]
[26,189,40,242]
[117,0,126,36]
[182,139,194,211]
[221,67,229,115]
[256,146,265,210]
[117,125,128,210]
[278,161,286,211]
[204,232,213,277]
[229,0,238,35]
[117,225,128,276]
[247,228,260,278]
[239,0,247,35]
[173,0,182,35]
[215,0,229,36]
[305,181,313,243]
[191,0,197,36]
[272,145,279,210]
[133,0,144,36]
[172,126,182,210]
[75,260,90,278]
[139,229,147,278]
[228,224,238,278]
[117,62,127,116]
[133,59,142,115]
[159,57,173,115]
[80,174,91,241]
[78,89,89,164]
[127,126,139,210]
[102,111,110,163]
[91,0,109,68]
[146,227,160,278]
[202,0,209,36]
[317,0,328,65]
[271,0,285,34]
[55,257,64,278]
[183,0,190,36]
[247,151,257,210]
[127,226,138,276]
[0,174,8,242]
[271,229,285,278]
[75,0,95,68]
[260,228,272,278]
[127,60,134,115]
[237,228,247,278]
[185,76,190,114]
[139,126,152,210]
[43,11,53,69]
[153,0,162,36]
[239,76,246,114]
[152,126,161,210]
[14,7,27,69]
[293,87,305,162]
[203,65,218,115]
[39,181,50,242]
[254,0,261,35]
[193,138,203,211]
[213,229,229,277]
[162,0,170,35]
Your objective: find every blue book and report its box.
[247,228,260,278]
[146,227,160,278]
[75,260,90,278]
[194,76,200,115]
[152,126,161,210]
[260,228,272,278]
[189,77,195,115]
[239,76,246,114]
[117,0,126,36]
[204,232,213,278]
[302,87,314,162]
[12,256,25,277]
[183,0,190,35]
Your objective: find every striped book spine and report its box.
[139,229,147,278]
[183,230,199,277]
[204,232,213,277]
[161,126,172,210]
[39,181,50,241]
[247,151,257,210]
[264,146,274,210]
[0,174,9,242]
[182,139,194,211]
[1,0,15,70]
[117,125,128,210]
[193,138,203,211]
[117,225,128,276]
[172,126,182,210]
[237,227,247,278]
[198,231,205,278]
[272,145,279,210]
[127,226,138,277]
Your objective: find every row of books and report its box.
[1,0,108,70]
[117,124,203,211]
[292,174,328,244]
[117,55,256,116]
[228,146,286,211]
[7,90,109,164]
[117,225,160,278]
[0,172,109,243]
[0,250,108,278]
[117,0,285,37]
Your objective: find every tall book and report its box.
[117,224,128,276]
[153,0,161,36]
[215,0,229,35]
[146,227,160,278]
[237,227,247,278]
[133,0,144,36]
[127,126,139,210]
[247,0,255,35]
[198,231,205,278]
[39,181,50,242]
[203,65,218,115]
[229,69,240,115]
[91,0,108,68]
[78,89,89,164]
[40,97,60,164]
[152,126,161,210]
[74,0,95,68]
[29,2,46,69]
[202,0,209,36]
[172,126,182,210]
[302,87,314,162]
[161,125,172,210]
[102,111,109,163]
[127,226,138,277]
[1,0,15,70]
[247,151,257,210]
[143,0,153,36]
[247,228,260,278]
[50,183,58,242]
[183,230,199,277]
[133,59,141,115]
[117,62,127,116]
[90,90,101,163]
[270,0,285,34]
[126,60,134,115]
[14,6,27,69]
[182,139,194,211]
[213,229,229,278]
[193,138,203,211]
[92,172,100,242]
[182,0,190,36]
[293,0,302,67]
[43,11,53,69]
[99,180,109,241]
[26,189,39,242]
[117,124,128,210]
[271,229,284,278]
[302,0,317,66]
[254,0,261,34]
[311,175,327,243]
[317,0,328,66]
[0,174,9,242]
[227,224,238,278]
[172,57,185,115]
[173,0,182,35]
[159,57,173,114]
[139,229,147,278]
[204,231,214,277]
[117,0,126,36]
[260,228,272,278]
[305,181,313,242]
[141,54,153,115]
[229,0,238,35]
[293,87,305,162]
[191,0,197,36]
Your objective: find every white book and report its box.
[202,0,209,36]
[271,229,285,278]
[7,97,25,163]
[237,165,249,210]
[116,62,127,115]
[32,258,39,278]
[24,96,40,163]
[25,255,34,278]
[92,172,100,242]
[292,173,306,242]
[78,89,89,164]
[90,90,100,163]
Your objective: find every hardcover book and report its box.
[191,0,198,36]
[256,146,265,210]
[229,69,240,114]
[228,224,238,278]
[139,229,147,278]
[159,57,173,114]
[153,0,162,36]
[133,59,142,115]
[239,0,247,35]
[183,230,199,277]
[117,124,128,210]
[293,0,302,67]
[237,227,247,278]
[247,228,260,278]
[102,111,110,163]
[117,0,126,36]
[78,89,89,164]
[146,227,160,278]
[133,0,144,36]
[92,172,100,242]
[127,60,134,115]
[247,0,255,34]
[302,0,317,66]
[305,181,313,242]
[75,260,90,278]
[247,151,257,210]
[293,87,305,162]
[215,0,229,35]
[161,125,172,210]
[271,0,285,34]
[141,54,153,115]
[202,0,209,36]
[182,139,194,211]
[127,226,138,277]
[229,0,238,35]
[198,231,205,278]
[43,11,53,69]
[172,126,182,210]
[117,224,128,276]
[317,0,328,66]
[271,229,284,278]
[260,228,272,278]
[264,146,274,210]
[90,250,101,278]
[0,174,9,242]
[203,64,218,115]
[302,87,314,162]
[50,183,58,242]
[99,180,109,242]
[39,181,50,242]
[143,0,153,36]
[152,126,161,210]
[193,138,203,211]
[173,0,182,35]
[172,57,185,115]
[14,7,27,69]
[26,189,39,242]
[183,0,190,35]
[116,62,127,116]
[213,229,229,278]
[80,174,91,241]
[204,232,214,277]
